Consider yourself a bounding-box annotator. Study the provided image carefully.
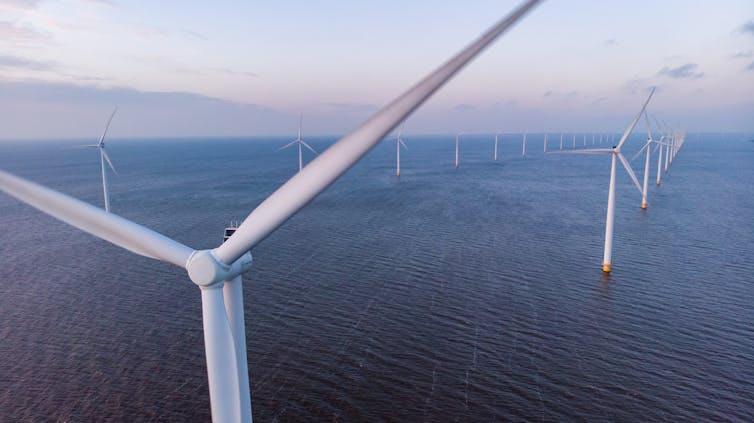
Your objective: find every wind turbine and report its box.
[543,132,548,153]
[80,107,118,212]
[550,88,655,273]
[631,112,671,205]
[521,131,527,158]
[278,113,317,172]
[455,132,463,169]
[572,133,576,148]
[494,132,500,160]
[395,125,407,176]
[559,131,564,150]
[0,2,543,421]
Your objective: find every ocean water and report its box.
[0,133,753,421]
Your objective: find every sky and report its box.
[1,0,753,139]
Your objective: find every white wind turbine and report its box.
[494,132,500,160]
[0,1,543,421]
[455,132,463,169]
[543,132,548,153]
[521,131,527,158]
[80,107,118,212]
[631,112,670,207]
[395,125,407,176]
[278,113,317,172]
[559,131,564,150]
[550,88,655,273]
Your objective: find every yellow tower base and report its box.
[602,263,611,273]
[656,180,661,186]
[641,201,647,209]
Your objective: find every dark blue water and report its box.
[1,133,753,421]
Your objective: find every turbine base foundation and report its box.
[602,263,611,273]
[641,202,647,209]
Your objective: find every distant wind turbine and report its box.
[278,113,317,172]
[80,107,118,212]
[543,132,548,153]
[395,125,407,176]
[521,131,527,158]
[0,0,543,420]
[494,132,500,160]
[559,132,564,150]
[631,112,671,205]
[550,88,655,273]
[455,132,463,169]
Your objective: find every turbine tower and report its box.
[455,132,463,169]
[543,132,548,153]
[395,125,407,176]
[550,88,655,273]
[80,107,118,212]
[278,113,317,172]
[494,132,500,160]
[521,131,527,158]
[0,1,543,420]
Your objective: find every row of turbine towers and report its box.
[275,89,686,275]
[83,89,685,278]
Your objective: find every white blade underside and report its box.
[0,169,194,267]
[616,88,655,150]
[277,140,298,151]
[617,152,644,196]
[201,287,242,423]
[98,107,118,147]
[631,142,651,162]
[214,0,544,266]
[101,149,118,174]
[300,140,318,154]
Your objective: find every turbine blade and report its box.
[644,111,653,141]
[75,144,100,148]
[630,142,650,162]
[276,140,298,151]
[201,287,242,423]
[548,148,612,155]
[616,87,655,150]
[399,139,408,150]
[214,0,543,266]
[98,107,118,147]
[101,149,118,175]
[617,152,643,196]
[0,169,194,267]
[300,140,318,154]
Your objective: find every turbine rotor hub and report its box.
[186,249,253,288]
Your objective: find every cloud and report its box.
[453,103,476,111]
[622,77,655,95]
[732,50,754,59]
[0,79,290,138]
[214,68,257,78]
[740,20,754,36]
[747,61,754,72]
[0,54,56,70]
[543,90,552,97]
[182,29,207,40]
[323,102,378,113]
[657,63,704,79]
[604,38,617,46]
[0,0,44,10]
[0,20,50,42]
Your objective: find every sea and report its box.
[0,132,752,421]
